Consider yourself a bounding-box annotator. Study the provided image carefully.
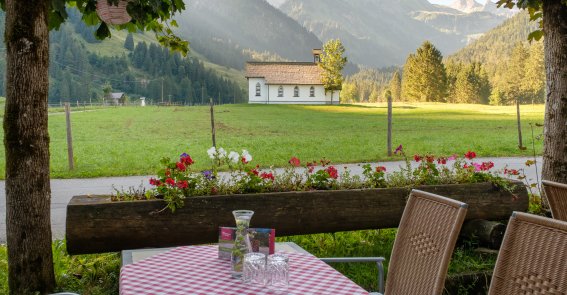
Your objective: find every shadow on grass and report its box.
[338,104,418,110]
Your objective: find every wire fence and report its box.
[47,99,238,112]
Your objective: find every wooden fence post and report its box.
[210,97,216,148]
[65,102,75,170]
[387,90,393,156]
[516,98,525,149]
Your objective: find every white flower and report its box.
[218,147,227,158]
[228,151,240,163]
[241,150,252,163]
[207,147,217,159]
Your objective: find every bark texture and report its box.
[4,0,55,293]
[542,1,567,184]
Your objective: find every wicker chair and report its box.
[321,189,468,294]
[542,179,567,221]
[488,212,567,294]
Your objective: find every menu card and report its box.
[218,227,275,260]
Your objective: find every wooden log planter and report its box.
[66,180,528,254]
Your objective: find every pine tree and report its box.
[500,42,529,104]
[133,42,148,67]
[524,41,545,104]
[452,63,491,104]
[389,70,402,102]
[402,41,447,102]
[124,33,135,51]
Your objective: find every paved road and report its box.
[0,157,542,243]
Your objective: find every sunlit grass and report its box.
[0,103,545,179]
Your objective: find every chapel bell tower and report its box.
[312,49,322,63]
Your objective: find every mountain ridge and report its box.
[279,0,507,67]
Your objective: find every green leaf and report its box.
[528,30,544,42]
[528,11,542,21]
[82,11,101,26]
[48,10,66,30]
[95,22,111,40]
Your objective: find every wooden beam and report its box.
[66,181,528,254]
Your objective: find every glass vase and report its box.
[231,210,254,278]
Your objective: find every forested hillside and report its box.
[0,10,245,104]
[340,11,544,106]
[448,11,538,66]
[446,11,544,105]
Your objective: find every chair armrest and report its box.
[320,257,385,294]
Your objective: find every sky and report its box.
[428,0,487,5]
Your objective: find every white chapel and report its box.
[245,49,340,104]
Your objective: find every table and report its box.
[120,245,369,295]
[121,242,310,266]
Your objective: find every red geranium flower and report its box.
[480,161,494,171]
[241,157,249,164]
[289,157,301,167]
[394,144,403,155]
[465,151,477,160]
[437,157,447,165]
[165,178,175,186]
[165,168,171,177]
[181,155,194,165]
[414,154,422,162]
[425,155,435,163]
[176,161,186,171]
[249,168,259,176]
[176,180,188,189]
[149,178,162,186]
[505,168,520,175]
[376,166,387,172]
[260,172,275,181]
[325,166,338,179]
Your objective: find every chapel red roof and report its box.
[245,62,324,85]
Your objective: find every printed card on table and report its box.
[218,227,275,260]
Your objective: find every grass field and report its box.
[0,103,545,179]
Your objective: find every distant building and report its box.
[245,49,339,104]
[110,92,126,105]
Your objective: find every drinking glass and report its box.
[267,254,289,290]
[243,252,266,285]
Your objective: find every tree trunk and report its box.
[4,0,55,293]
[542,1,567,184]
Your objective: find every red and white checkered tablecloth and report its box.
[120,245,369,295]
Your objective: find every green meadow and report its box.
[0,103,544,178]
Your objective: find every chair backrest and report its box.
[385,189,468,295]
[542,179,567,221]
[488,212,567,295]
